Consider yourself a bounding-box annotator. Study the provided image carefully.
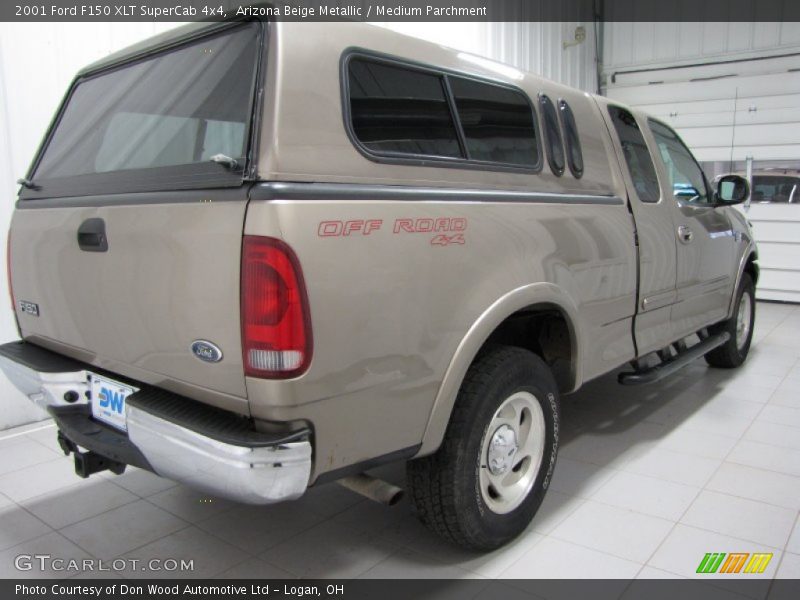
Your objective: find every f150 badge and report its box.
[19,300,39,317]
[191,340,223,363]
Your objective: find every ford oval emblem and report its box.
[191,340,223,363]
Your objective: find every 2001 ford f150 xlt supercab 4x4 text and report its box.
[0,19,757,550]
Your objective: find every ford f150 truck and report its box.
[0,19,757,550]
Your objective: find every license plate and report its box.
[90,374,138,432]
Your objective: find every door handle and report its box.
[677,225,693,244]
[77,218,108,252]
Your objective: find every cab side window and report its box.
[607,106,660,203]
[648,119,710,205]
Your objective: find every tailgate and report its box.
[9,21,264,410]
[9,196,248,400]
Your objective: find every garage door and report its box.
[605,52,800,303]
[745,203,800,303]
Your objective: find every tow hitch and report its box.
[57,431,126,478]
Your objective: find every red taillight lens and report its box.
[241,236,312,378]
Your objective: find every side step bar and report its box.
[618,332,730,386]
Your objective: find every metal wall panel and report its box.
[603,23,800,163]
[380,22,599,93]
[603,20,800,304]
[746,204,800,303]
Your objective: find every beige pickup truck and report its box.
[0,20,757,550]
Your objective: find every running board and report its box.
[618,332,730,386]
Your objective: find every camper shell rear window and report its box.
[21,22,262,200]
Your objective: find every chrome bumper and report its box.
[0,342,311,505]
[125,403,311,505]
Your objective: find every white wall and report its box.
[602,21,800,163]
[380,22,598,92]
[602,20,800,305]
[0,21,596,430]
[0,22,178,430]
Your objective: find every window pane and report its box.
[448,77,537,166]
[608,107,660,203]
[540,95,565,176]
[348,59,461,158]
[649,120,709,204]
[752,176,800,204]
[34,24,259,181]
[558,100,583,178]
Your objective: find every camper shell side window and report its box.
[342,50,543,174]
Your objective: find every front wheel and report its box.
[705,273,755,368]
[407,345,560,551]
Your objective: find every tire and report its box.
[705,273,755,368]
[407,345,560,551]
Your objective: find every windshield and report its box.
[25,22,260,198]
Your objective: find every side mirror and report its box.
[715,175,749,206]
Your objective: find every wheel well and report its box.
[744,252,759,286]
[481,306,574,392]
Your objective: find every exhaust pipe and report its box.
[337,473,404,506]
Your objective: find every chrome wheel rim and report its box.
[736,292,752,351]
[478,391,546,515]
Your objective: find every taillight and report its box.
[241,236,312,378]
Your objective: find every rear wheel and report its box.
[705,273,755,368]
[407,345,559,551]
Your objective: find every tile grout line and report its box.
[4,303,799,581]
[633,336,798,586]
[0,451,71,479]
[765,388,800,596]
[0,421,55,442]
[763,511,800,595]
[497,305,795,582]
[186,498,378,579]
[625,304,797,583]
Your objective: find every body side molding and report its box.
[252,181,624,205]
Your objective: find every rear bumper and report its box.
[0,341,311,505]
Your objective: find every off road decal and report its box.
[318,218,467,246]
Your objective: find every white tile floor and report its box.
[0,301,799,586]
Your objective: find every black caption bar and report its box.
[3,0,800,22]
[6,579,800,600]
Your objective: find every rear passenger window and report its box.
[608,106,660,203]
[448,76,538,167]
[539,95,565,176]
[558,100,583,178]
[347,59,462,158]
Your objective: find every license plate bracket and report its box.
[89,373,138,432]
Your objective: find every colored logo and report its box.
[98,387,125,414]
[191,340,224,363]
[696,552,773,574]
